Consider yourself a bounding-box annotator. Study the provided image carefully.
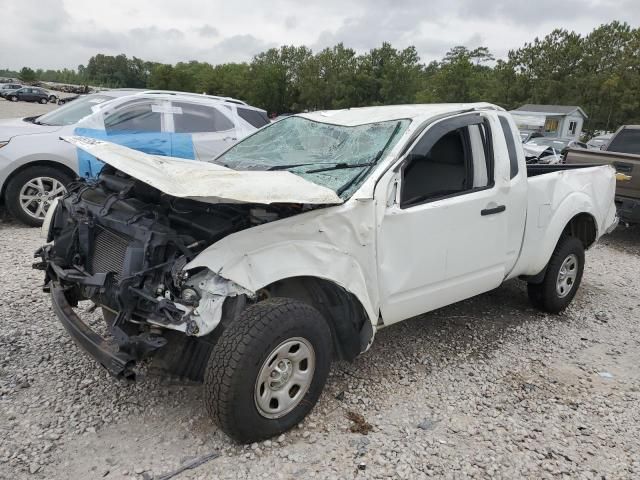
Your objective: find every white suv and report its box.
[0,90,268,225]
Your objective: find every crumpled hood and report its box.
[522,143,561,160]
[0,117,63,140]
[62,136,343,205]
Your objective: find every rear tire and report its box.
[4,166,73,227]
[204,298,332,443]
[39,97,48,104]
[527,236,585,313]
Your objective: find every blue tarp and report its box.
[74,128,196,178]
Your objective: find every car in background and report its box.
[565,125,640,224]
[57,94,79,105]
[587,133,613,150]
[522,136,587,164]
[0,90,269,225]
[518,131,544,143]
[0,83,23,98]
[4,87,51,104]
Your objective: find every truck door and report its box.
[376,113,510,324]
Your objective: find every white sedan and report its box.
[0,90,268,225]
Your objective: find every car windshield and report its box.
[214,116,410,198]
[527,138,569,149]
[36,94,114,126]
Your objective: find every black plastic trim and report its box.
[50,283,136,378]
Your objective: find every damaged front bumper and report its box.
[50,282,151,379]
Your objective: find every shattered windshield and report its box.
[214,116,410,198]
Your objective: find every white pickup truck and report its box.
[36,103,617,443]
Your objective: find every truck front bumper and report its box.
[50,283,137,378]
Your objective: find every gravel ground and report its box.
[1,102,639,479]
[0,100,59,120]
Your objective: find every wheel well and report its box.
[262,276,372,361]
[1,161,76,199]
[563,213,597,249]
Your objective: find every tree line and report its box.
[1,21,638,132]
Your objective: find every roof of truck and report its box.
[297,103,504,126]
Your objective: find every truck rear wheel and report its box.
[527,236,585,313]
[204,298,332,443]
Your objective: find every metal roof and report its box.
[513,104,588,118]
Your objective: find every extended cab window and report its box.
[401,119,493,208]
[173,102,234,133]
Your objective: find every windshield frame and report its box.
[213,115,412,199]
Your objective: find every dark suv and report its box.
[6,87,50,104]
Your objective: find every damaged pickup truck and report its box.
[35,104,618,442]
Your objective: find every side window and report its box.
[172,102,235,133]
[498,116,519,179]
[237,107,270,128]
[104,103,162,133]
[607,129,640,154]
[401,120,493,208]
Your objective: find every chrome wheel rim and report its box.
[254,337,315,419]
[556,254,578,298]
[19,177,66,220]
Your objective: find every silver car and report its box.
[0,90,269,225]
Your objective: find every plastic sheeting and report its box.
[74,128,196,178]
[70,95,253,179]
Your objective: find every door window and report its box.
[104,102,162,133]
[607,128,640,154]
[237,107,270,128]
[400,120,493,208]
[172,102,235,133]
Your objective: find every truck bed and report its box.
[526,162,604,177]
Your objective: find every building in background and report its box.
[510,105,588,140]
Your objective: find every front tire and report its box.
[204,298,332,443]
[527,236,585,313]
[39,97,48,104]
[9,95,18,102]
[4,166,73,226]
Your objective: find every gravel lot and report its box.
[1,102,639,479]
[0,100,59,121]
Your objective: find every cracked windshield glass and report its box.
[214,116,410,198]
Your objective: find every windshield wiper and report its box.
[304,162,376,174]
[267,163,317,171]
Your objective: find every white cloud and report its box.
[0,0,637,70]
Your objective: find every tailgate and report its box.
[565,149,639,199]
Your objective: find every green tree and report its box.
[19,67,37,82]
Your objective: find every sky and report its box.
[2,0,639,70]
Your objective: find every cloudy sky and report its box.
[2,0,638,70]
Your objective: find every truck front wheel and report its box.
[527,236,585,313]
[204,298,332,443]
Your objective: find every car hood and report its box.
[62,136,343,205]
[0,117,63,140]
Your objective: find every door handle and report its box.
[481,205,506,216]
[613,162,632,174]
